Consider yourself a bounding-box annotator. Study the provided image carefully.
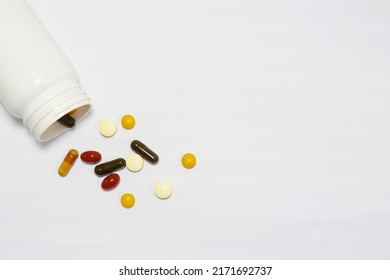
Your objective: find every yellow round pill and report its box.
[121,193,135,208]
[181,153,196,169]
[121,114,136,130]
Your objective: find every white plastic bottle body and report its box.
[0,0,91,141]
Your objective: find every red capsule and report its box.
[101,173,120,191]
[80,151,102,163]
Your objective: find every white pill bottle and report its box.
[0,0,91,141]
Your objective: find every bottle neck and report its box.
[23,80,91,141]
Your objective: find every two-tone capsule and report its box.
[94,158,126,176]
[130,140,159,164]
[58,149,78,176]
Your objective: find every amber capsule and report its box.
[58,149,78,176]
[68,109,77,115]
[81,151,102,164]
[57,113,76,128]
[94,158,126,176]
[101,173,120,190]
[130,140,159,164]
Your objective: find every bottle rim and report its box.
[23,81,91,141]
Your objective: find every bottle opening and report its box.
[40,104,90,141]
[23,81,92,142]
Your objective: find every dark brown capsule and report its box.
[101,173,120,190]
[94,158,126,176]
[57,113,75,128]
[130,140,159,164]
[81,151,102,164]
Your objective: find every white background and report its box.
[0,0,389,259]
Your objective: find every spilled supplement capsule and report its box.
[57,113,75,128]
[101,173,120,191]
[58,149,78,176]
[81,150,102,164]
[131,140,159,164]
[94,158,126,176]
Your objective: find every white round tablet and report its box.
[154,180,173,199]
[126,153,144,172]
[99,119,117,137]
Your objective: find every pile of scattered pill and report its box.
[57,113,196,209]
